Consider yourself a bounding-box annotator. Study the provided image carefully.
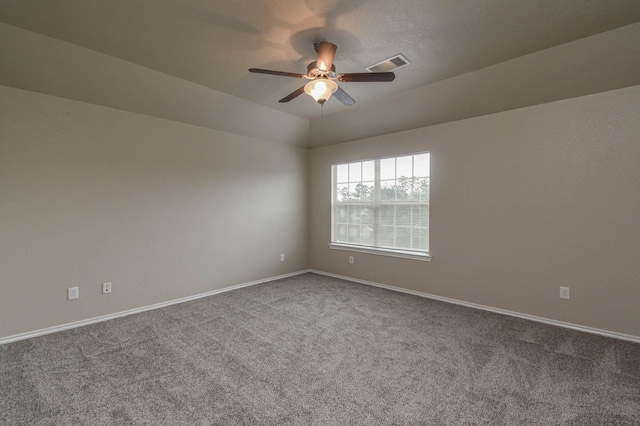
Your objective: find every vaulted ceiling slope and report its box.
[1,1,640,147]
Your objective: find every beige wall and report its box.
[3,84,639,341]
[2,28,639,342]
[309,85,640,337]
[0,86,308,339]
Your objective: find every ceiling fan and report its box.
[249,41,395,106]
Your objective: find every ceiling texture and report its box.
[2,0,640,144]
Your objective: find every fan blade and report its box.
[339,72,395,82]
[249,68,305,78]
[316,41,337,73]
[333,86,355,106]
[279,85,306,103]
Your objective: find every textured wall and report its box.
[0,86,308,339]
[309,86,640,337]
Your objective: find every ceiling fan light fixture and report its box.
[304,79,338,104]
[249,41,395,106]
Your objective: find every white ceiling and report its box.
[2,0,640,121]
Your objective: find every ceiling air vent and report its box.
[365,54,411,73]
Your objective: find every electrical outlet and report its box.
[349,256,354,264]
[68,287,79,300]
[560,286,570,300]
[102,282,112,294]
[280,254,285,262]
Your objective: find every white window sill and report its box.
[329,243,432,262]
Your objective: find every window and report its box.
[330,153,430,260]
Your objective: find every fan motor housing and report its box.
[307,61,336,78]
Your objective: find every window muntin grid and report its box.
[332,153,430,256]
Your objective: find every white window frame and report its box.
[329,153,431,261]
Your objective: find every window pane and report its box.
[380,180,395,201]
[348,183,360,201]
[419,206,429,227]
[361,225,374,245]
[412,205,428,227]
[396,156,413,178]
[411,228,421,249]
[331,152,430,255]
[396,227,411,249]
[361,207,374,224]
[397,205,411,226]
[349,162,361,182]
[410,180,420,201]
[348,225,360,243]
[362,161,375,181]
[396,177,411,200]
[380,158,395,180]
[366,182,376,201]
[380,205,394,225]
[419,228,429,251]
[379,226,395,247]
[354,182,373,201]
[348,205,361,224]
[335,206,348,223]
[414,153,430,177]
[336,164,349,183]
[336,183,349,202]
[337,224,347,241]
[415,177,429,201]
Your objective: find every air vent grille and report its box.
[365,54,411,73]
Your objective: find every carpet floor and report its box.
[1,273,639,425]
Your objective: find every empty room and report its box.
[1,1,639,424]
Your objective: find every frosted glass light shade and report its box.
[304,79,338,104]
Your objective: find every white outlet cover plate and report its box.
[68,287,79,300]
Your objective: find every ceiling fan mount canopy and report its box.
[248,41,396,106]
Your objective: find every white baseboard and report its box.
[5,269,638,345]
[0,270,310,345]
[309,269,640,344]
